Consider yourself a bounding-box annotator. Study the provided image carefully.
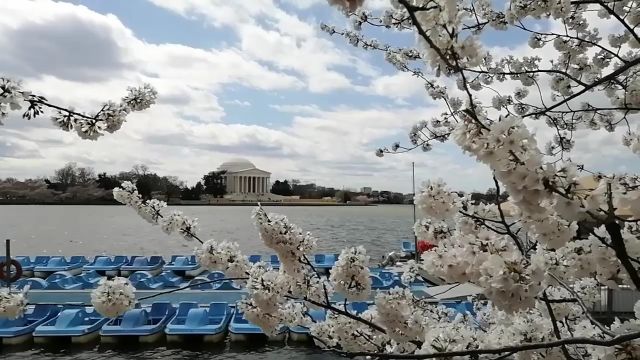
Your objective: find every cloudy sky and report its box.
[1,0,637,193]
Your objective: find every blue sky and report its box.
[1,0,635,193]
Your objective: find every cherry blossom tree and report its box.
[3,0,640,358]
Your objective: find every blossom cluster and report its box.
[113,181,199,241]
[0,289,27,320]
[1,78,156,140]
[90,277,136,318]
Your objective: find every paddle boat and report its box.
[370,273,404,290]
[0,305,60,345]
[164,255,203,278]
[127,271,153,284]
[289,308,326,342]
[347,302,370,315]
[83,256,128,276]
[165,302,233,343]
[13,277,48,290]
[187,277,215,290]
[401,241,416,254]
[73,271,103,289]
[228,305,286,342]
[312,254,337,273]
[13,256,35,278]
[203,271,226,281]
[248,255,262,264]
[269,255,280,269]
[155,271,184,287]
[120,256,164,277]
[33,307,109,343]
[100,302,176,343]
[133,277,166,290]
[34,256,89,278]
[45,276,84,290]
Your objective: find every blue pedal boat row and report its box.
[7,253,349,281]
[0,300,475,345]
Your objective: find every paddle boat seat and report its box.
[164,255,202,277]
[14,256,35,275]
[45,271,74,283]
[34,256,88,277]
[248,255,261,264]
[74,271,103,289]
[204,271,226,281]
[441,301,475,318]
[313,254,337,269]
[187,277,215,290]
[13,277,48,290]
[229,305,286,341]
[45,276,83,290]
[33,256,51,266]
[156,271,183,287]
[370,274,403,290]
[213,280,242,291]
[289,307,326,341]
[0,305,60,343]
[347,302,370,315]
[83,256,128,276]
[120,256,164,276]
[402,241,416,253]
[33,307,109,341]
[133,277,165,290]
[165,302,232,341]
[269,255,280,269]
[101,302,176,338]
[128,271,154,284]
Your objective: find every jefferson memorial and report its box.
[217,158,271,195]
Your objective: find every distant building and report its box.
[217,158,271,195]
[371,190,379,197]
[361,187,372,194]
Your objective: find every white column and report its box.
[241,176,244,193]
[263,177,266,193]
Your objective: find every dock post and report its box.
[5,239,10,292]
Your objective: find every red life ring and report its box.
[0,260,23,283]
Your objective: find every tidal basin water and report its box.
[0,204,414,359]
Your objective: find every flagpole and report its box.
[412,162,418,262]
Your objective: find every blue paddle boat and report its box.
[155,271,183,287]
[133,277,166,290]
[289,307,326,342]
[401,241,416,254]
[228,305,286,342]
[370,273,403,290]
[347,302,370,315]
[13,277,48,290]
[73,271,103,289]
[127,271,153,284]
[33,307,109,343]
[165,302,233,343]
[13,256,35,278]
[34,256,89,278]
[83,256,128,276]
[45,276,84,290]
[248,255,261,264]
[120,256,164,277]
[100,302,176,343]
[187,277,215,290]
[269,255,280,269]
[203,271,226,281]
[164,255,203,277]
[0,305,60,345]
[314,254,337,269]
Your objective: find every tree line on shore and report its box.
[0,162,508,205]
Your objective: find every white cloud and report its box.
[227,99,251,106]
[368,72,426,100]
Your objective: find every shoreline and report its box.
[0,201,381,206]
